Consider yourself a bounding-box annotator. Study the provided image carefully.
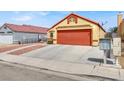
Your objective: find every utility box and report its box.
[99,38,111,64]
[113,38,121,56]
[99,38,111,50]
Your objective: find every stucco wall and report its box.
[13,32,38,43]
[13,32,47,43]
[120,21,124,40]
[0,35,13,44]
[48,16,105,46]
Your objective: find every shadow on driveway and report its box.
[88,58,113,64]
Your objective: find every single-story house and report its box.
[47,13,106,46]
[0,23,48,44]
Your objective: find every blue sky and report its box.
[0,11,122,32]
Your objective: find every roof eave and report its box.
[48,13,106,32]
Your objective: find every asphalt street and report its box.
[0,60,116,81]
[0,61,73,81]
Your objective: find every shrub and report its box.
[47,38,53,44]
[47,40,53,44]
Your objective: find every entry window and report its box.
[50,32,54,38]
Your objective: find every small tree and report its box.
[109,27,118,33]
[105,32,112,38]
[105,27,118,38]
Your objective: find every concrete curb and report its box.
[0,53,123,80]
[0,61,97,81]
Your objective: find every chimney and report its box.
[117,12,123,37]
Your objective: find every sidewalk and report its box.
[0,53,123,80]
[3,43,46,54]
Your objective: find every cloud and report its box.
[13,15,33,21]
[13,11,20,14]
[57,11,72,15]
[38,11,50,16]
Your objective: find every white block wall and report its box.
[0,35,13,44]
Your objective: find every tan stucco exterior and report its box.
[119,20,124,40]
[118,14,123,37]
[48,14,106,46]
[117,13,124,40]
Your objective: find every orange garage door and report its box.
[57,29,92,46]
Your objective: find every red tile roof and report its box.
[4,23,48,34]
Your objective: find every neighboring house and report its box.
[0,23,48,44]
[48,13,106,46]
[117,13,124,41]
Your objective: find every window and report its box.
[0,32,4,33]
[50,32,53,38]
[4,26,7,29]
[69,17,76,23]
[7,31,12,33]
[67,16,77,24]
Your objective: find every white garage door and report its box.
[0,35,13,44]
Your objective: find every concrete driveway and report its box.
[22,45,114,64]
